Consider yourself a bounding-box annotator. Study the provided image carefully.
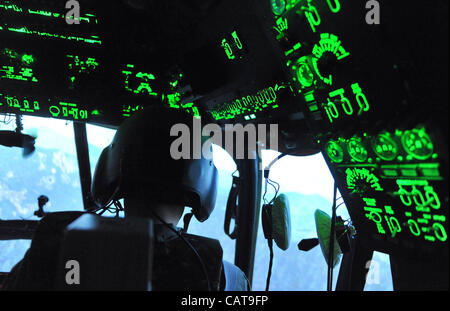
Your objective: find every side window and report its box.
[253,150,347,290]
[364,251,393,291]
[86,123,117,216]
[179,144,237,263]
[86,123,116,175]
[253,150,393,291]
[0,115,83,272]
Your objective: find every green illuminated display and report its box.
[312,33,350,61]
[372,133,398,161]
[122,105,144,118]
[323,83,369,123]
[49,102,88,120]
[0,3,98,24]
[395,179,441,211]
[347,137,368,163]
[211,84,283,121]
[303,1,321,33]
[285,42,302,56]
[362,193,447,242]
[326,0,341,13]
[291,34,351,90]
[363,197,401,237]
[67,55,99,74]
[2,48,36,66]
[221,30,245,60]
[67,55,99,88]
[346,168,383,193]
[274,17,288,38]
[292,56,314,88]
[380,163,442,180]
[401,128,434,161]
[0,66,38,83]
[0,26,102,45]
[271,0,286,16]
[0,92,92,121]
[395,179,446,242]
[0,93,40,113]
[325,140,344,163]
[122,64,157,96]
[21,54,34,65]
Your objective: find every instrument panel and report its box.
[0,0,448,258]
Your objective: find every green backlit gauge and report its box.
[347,138,368,163]
[325,141,344,163]
[297,61,314,88]
[401,129,434,160]
[346,168,383,194]
[372,133,398,161]
[271,0,286,16]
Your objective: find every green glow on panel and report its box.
[271,0,286,16]
[0,3,99,24]
[408,220,421,237]
[274,17,288,39]
[323,84,369,123]
[221,30,244,60]
[395,179,441,210]
[312,33,350,61]
[303,3,321,33]
[330,88,353,115]
[326,0,341,13]
[311,57,332,86]
[285,42,302,56]
[122,105,144,117]
[351,83,369,113]
[372,133,398,161]
[347,137,368,163]
[232,31,243,50]
[346,168,383,193]
[0,26,102,45]
[221,39,235,60]
[299,35,350,89]
[363,202,385,234]
[21,54,34,65]
[433,215,446,222]
[304,92,315,102]
[167,93,181,108]
[67,55,99,74]
[295,57,314,88]
[0,66,38,83]
[0,93,40,113]
[211,84,281,121]
[384,215,401,237]
[401,128,434,160]
[325,140,344,163]
[122,65,157,96]
[49,102,88,120]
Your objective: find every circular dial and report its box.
[401,129,434,160]
[325,140,344,163]
[271,0,286,16]
[345,167,383,194]
[372,133,398,161]
[347,138,368,163]
[296,61,314,88]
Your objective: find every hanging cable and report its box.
[327,181,338,291]
[265,238,274,291]
[262,153,288,292]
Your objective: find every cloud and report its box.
[0,182,29,217]
[52,151,77,184]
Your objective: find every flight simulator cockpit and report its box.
[0,0,448,293]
